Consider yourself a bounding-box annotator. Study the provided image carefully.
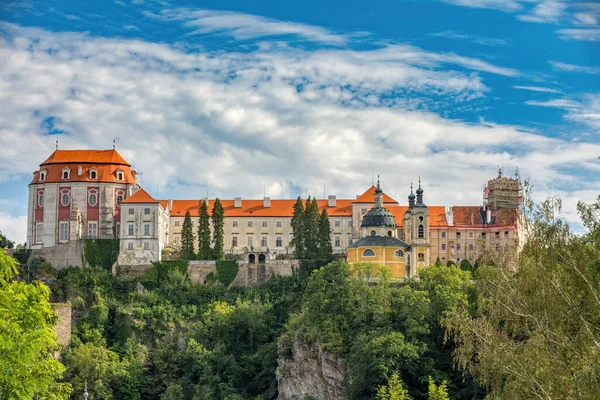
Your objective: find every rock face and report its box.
[276,335,346,400]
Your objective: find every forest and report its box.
[1,195,600,400]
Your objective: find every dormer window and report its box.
[39,170,47,181]
[61,168,70,180]
[89,168,97,180]
[116,170,124,181]
[78,166,82,176]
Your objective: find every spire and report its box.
[55,139,58,150]
[113,139,116,150]
[416,177,424,205]
[498,166,502,178]
[408,182,415,208]
[374,178,383,208]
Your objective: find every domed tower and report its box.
[347,179,410,279]
[403,178,430,277]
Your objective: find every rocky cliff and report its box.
[276,334,346,400]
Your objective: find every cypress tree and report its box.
[318,208,332,260]
[197,200,211,260]
[303,196,320,259]
[180,211,195,260]
[291,196,305,259]
[435,257,443,267]
[211,198,225,260]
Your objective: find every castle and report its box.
[27,148,523,278]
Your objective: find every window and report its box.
[88,192,97,207]
[469,244,474,250]
[40,171,46,181]
[418,253,425,261]
[370,230,376,236]
[394,249,403,257]
[90,169,97,179]
[387,230,392,237]
[59,222,69,242]
[35,223,43,243]
[61,193,70,206]
[469,232,473,238]
[277,221,282,228]
[419,216,424,222]
[362,249,375,257]
[261,236,267,247]
[62,169,70,179]
[361,208,368,215]
[144,242,149,250]
[117,171,124,181]
[495,231,500,238]
[441,243,446,250]
[442,257,446,261]
[456,232,461,239]
[496,243,500,250]
[88,221,98,239]
[233,221,238,227]
[457,244,461,251]
[144,223,150,236]
[441,232,446,238]
[248,221,253,227]
[348,220,352,227]
[247,236,253,248]
[38,193,44,208]
[418,225,424,238]
[505,231,509,237]
[175,221,180,227]
[348,235,352,245]
[335,220,340,227]
[128,223,134,236]
[128,242,133,250]
[262,221,268,228]
[116,194,123,207]
[482,232,486,239]
[232,236,238,247]
[144,208,150,215]
[335,236,341,247]
[276,236,282,247]
[128,208,134,215]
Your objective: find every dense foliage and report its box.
[181,212,195,260]
[84,239,120,270]
[0,231,14,249]
[211,199,225,260]
[197,200,211,260]
[290,196,333,260]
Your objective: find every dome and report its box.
[416,186,423,195]
[408,192,416,201]
[361,206,397,228]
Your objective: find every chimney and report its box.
[234,197,242,208]
[486,209,492,224]
[446,207,454,226]
[168,199,173,212]
[263,197,271,208]
[328,195,336,207]
[77,165,82,176]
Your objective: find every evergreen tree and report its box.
[290,197,305,259]
[180,211,195,260]
[318,208,333,260]
[197,200,211,260]
[303,197,320,259]
[211,198,225,260]
[435,257,443,267]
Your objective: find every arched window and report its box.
[370,230,376,237]
[116,194,123,207]
[419,216,424,222]
[418,225,424,238]
[40,171,46,181]
[62,169,70,179]
[61,192,70,206]
[394,249,403,257]
[90,168,97,179]
[387,230,392,237]
[38,193,44,208]
[362,249,375,257]
[88,192,98,207]
[117,171,124,181]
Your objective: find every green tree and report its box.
[0,250,71,399]
[303,197,320,259]
[434,257,442,267]
[446,260,456,267]
[446,197,600,399]
[317,208,332,260]
[291,197,305,259]
[181,211,195,260]
[211,198,225,260]
[0,231,14,249]
[427,377,449,400]
[459,259,472,272]
[377,371,412,400]
[197,200,211,260]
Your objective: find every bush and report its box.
[216,260,239,286]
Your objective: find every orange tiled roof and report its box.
[41,149,130,166]
[452,206,483,226]
[387,205,448,228]
[122,188,159,204]
[353,186,398,204]
[167,199,354,218]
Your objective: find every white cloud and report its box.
[0,21,597,236]
[524,99,582,108]
[144,8,348,45]
[556,28,600,41]
[441,0,522,12]
[550,61,600,75]
[517,0,567,23]
[525,95,600,130]
[573,12,598,26]
[0,213,27,244]
[513,85,562,93]
[430,31,508,46]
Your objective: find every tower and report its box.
[403,178,430,277]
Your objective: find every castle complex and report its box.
[27,149,523,277]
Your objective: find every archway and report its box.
[258,253,266,264]
[249,254,256,264]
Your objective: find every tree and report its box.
[211,198,225,260]
[180,211,195,260]
[197,200,211,260]
[434,257,442,267]
[317,209,332,260]
[0,250,71,398]
[290,197,305,259]
[445,197,600,399]
[459,259,472,272]
[377,371,412,400]
[0,231,14,249]
[427,377,449,400]
[303,197,320,259]
[446,260,456,267]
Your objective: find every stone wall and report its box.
[231,260,298,286]
[18,240,85,268]
[187,260,217,285]
[53,303,72,350]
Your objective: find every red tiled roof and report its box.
[387,205,448,227]
[353,186,397,204]
[122,188,159,204]
[452,206,483,226]
[41,150,130,166]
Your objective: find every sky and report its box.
[0,0,599,243]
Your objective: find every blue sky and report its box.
[0,0,599,242]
